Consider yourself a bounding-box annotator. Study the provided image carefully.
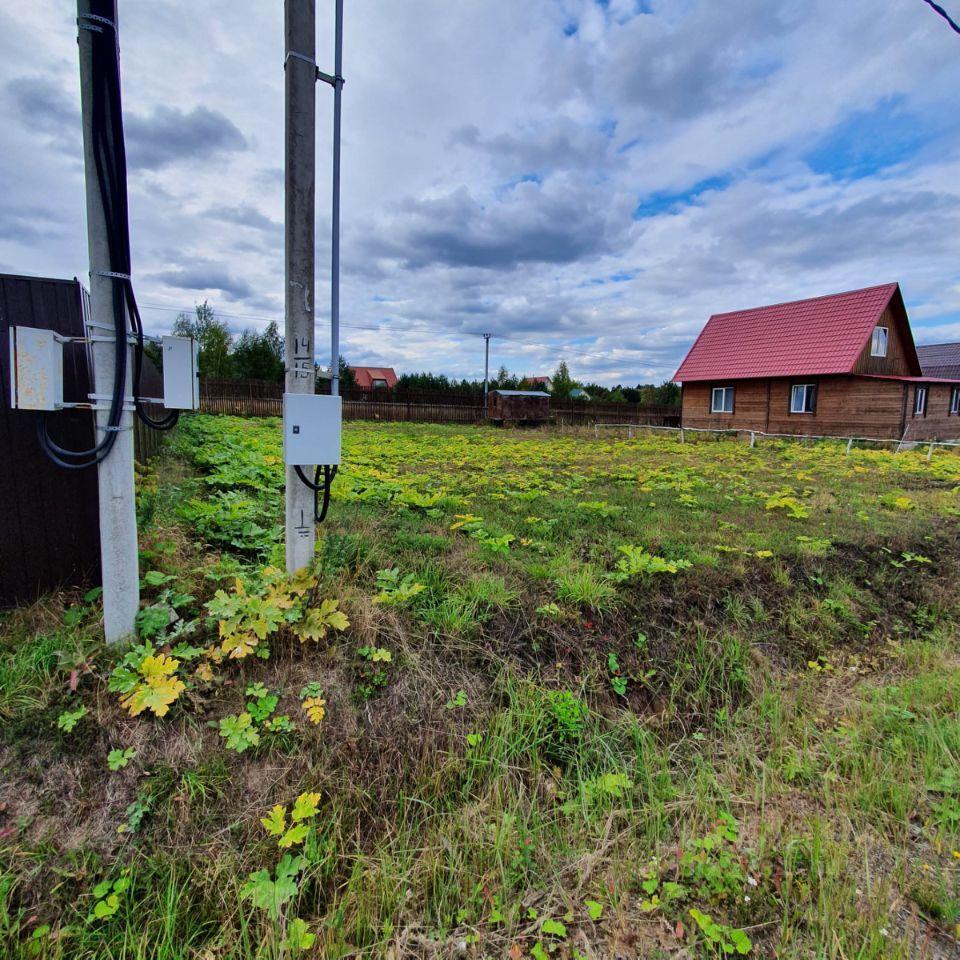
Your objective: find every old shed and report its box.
[487,389,551,425]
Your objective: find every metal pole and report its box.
[284,0,317,574]
[483,333,491,410]
[77,0,139,643]
[330,0,343,396]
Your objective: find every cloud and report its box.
[2,0,960,385]
[366,175,633,270]
[125,105,248,170]
[148,260,254,302]
[205,203,281,233]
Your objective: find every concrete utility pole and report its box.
[483,333,491,410]
[77,0,139,643]
[329,0,343,396]
[284,0,318,574]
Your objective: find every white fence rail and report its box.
[571,421,960,457]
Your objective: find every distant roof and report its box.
[917,342,960,378]
[491,389,550,397]
[674,283,917,382]
[350,365,398,388]
[527,376,552,383]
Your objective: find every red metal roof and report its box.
[350,365,398,389]
[674,283,901,382]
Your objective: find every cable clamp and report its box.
[77,13,116,33]
[96,270,131,281]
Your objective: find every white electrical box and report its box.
[9,326,63,411]
[283,393,342,466]
[161,335,199,409]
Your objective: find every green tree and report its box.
[232,321,284,381]
[172,301,233,379]
[338,356,356,391]
[551,360,575,398]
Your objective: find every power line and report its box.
[921,0,960,34]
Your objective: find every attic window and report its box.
[372,378,388,389]
[870,325,888,357]
[711,386,734,414]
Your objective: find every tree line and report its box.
[158,303,679,405]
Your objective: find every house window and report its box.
[372,378,388,389]
[951,387,960,415]
[711,386,734,414]
[914,385,927,416]
[870,326,888,357]
[790,383,817,414]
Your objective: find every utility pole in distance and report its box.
[483,333,491,413]
[284,0,317,574]
[77,0,139,643]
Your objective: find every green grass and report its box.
[1,418,959,958]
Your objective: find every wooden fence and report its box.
[0,274,101,605]
[198,379,681,427]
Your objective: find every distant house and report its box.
[674,283,960,441]
[917,342,960,380]
[568,387,591,401]
[526,376,553,391]
[350,366,398,391]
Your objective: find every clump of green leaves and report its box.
[354,646,393,700]
[609,544,692,581]
[108,642,200,718]
[87,872,132,923]
[218,683,293,752]
[241,793,323,926]
[107,747,136,771]
[206,566,348,660]
[57,704,88,732]
[373,568,426,606]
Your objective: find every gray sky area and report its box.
[3,1,960,384]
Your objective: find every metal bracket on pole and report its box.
[316,70,344,88]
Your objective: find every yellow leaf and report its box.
[291,792,321,822]
[303,697,326,724]
[261,804,287,836]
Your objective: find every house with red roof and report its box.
[673,284,960,441]
[349,365,398,391]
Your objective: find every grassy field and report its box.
[2,416,959,959]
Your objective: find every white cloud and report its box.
[2,0,960,386]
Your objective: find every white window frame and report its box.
[711,386,734,414]
[951,387,960,415]
[914,385,927,417]
[870,325,888,358]
[790,383,817,414]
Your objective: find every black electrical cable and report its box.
[38,3,127,469]
[920,0,960,35]
[294,464,338,523]
[39,3,176,469]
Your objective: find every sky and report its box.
[2,0,960,387]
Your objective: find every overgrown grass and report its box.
[1,418,959,958]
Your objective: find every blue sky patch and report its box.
[804,97,938,181]
[633,174,733,219]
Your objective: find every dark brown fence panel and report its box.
[197,379,680,427]
[551,400,680,427]
[0,274,101,606]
